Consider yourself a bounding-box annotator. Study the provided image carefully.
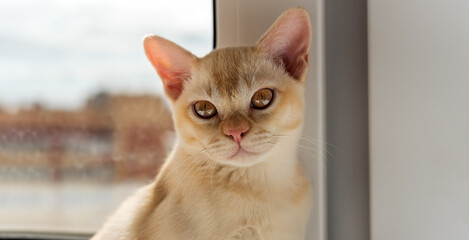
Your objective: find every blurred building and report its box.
[0,93,174,182]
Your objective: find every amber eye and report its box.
[251,88,274,109]
[193,101,217,119]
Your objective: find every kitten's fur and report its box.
[92,8,312,240]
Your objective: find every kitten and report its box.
[92,7,312,240]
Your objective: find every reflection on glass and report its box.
[0,0,212,232]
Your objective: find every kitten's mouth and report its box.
[228,147,257,159]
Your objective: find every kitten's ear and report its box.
[256,7,312,81]
[144,35,197,101]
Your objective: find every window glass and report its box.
[0,0,213,232]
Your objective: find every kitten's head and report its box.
[144,8,311,167]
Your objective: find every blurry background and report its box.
[4,0,468,239]
[0,0,212,232]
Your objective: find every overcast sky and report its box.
[0,0,213,110]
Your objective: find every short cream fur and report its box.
[92,7,312,240]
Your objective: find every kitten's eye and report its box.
[251,88,274,109]
[193,101,217,119]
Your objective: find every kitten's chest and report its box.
[190,187,310,240]
[190,190,271,226]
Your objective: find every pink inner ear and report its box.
[257,8,311,80]
[156,66,188,100]
[144,36,195,101]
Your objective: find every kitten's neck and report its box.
[165,136,301,193]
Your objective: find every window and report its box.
[0,0,213,233]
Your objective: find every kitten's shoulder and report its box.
[91,180,166,240]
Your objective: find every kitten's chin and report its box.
[211,147,268,167]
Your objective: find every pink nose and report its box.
[224,127,248,143]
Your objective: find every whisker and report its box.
[180,160,205,207]
[297,142,335,159]
[171,159,199,196]
[300,135,341,150]
[209,160,217,192]
[199,147,208,154]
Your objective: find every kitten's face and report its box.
[174,48,305,166]
[144,8,311,167]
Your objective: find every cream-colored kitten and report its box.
[92,7,312,240]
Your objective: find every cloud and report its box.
[0,0,213,109]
